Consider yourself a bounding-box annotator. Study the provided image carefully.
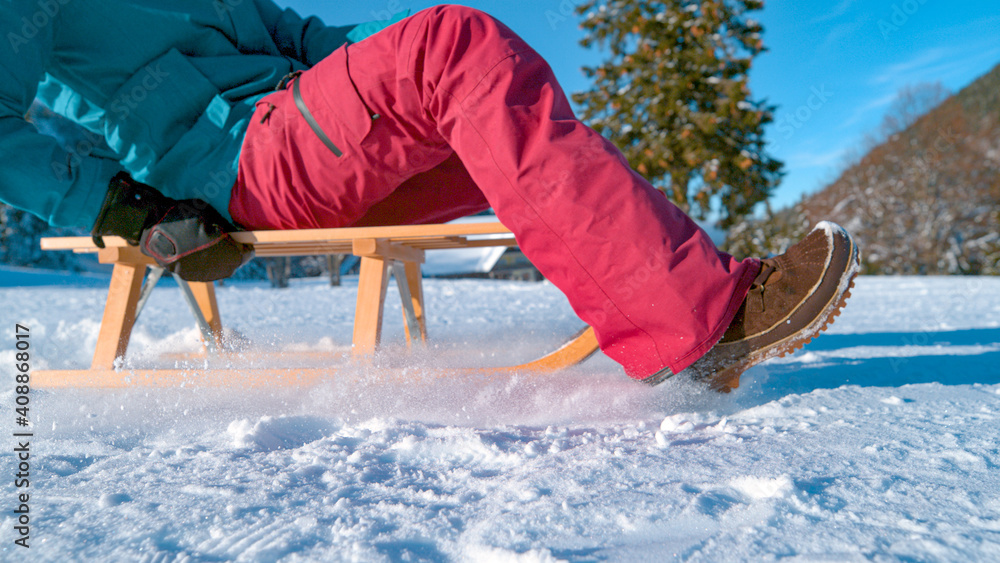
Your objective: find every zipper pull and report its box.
[260,103,276,124]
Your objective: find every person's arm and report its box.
[253,0,357,67]
[0,3,122,228]
[253,0,409,67]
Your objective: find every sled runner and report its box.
[32,327,600,389]
[33,222,599,389]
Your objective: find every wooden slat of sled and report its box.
[40,223,514,252]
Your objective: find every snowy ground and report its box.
[1,270,999,561]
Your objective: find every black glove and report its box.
[91,172,254,282]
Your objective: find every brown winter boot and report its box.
[651,222,860,392]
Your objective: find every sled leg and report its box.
[91,261,147,369]
[177,279,224,353]
[353,255,392,356]
[134,267,165,322]
[404,260,427,344]
[393,261,427,347]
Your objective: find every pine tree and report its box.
[573,0,782,228]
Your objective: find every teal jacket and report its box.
[0,0,405,227]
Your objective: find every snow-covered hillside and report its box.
[1,272,998,561]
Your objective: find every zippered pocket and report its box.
[292,77,343,157]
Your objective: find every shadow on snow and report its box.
[739,327,1000,402]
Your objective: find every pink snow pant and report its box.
[231,5,759,380]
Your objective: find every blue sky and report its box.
[282,0,1000,210]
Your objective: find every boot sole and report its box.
[710,223,861,392]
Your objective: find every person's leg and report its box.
[348,153,490,227]
[232,5,758,380]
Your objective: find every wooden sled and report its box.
[34,222,599,389]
